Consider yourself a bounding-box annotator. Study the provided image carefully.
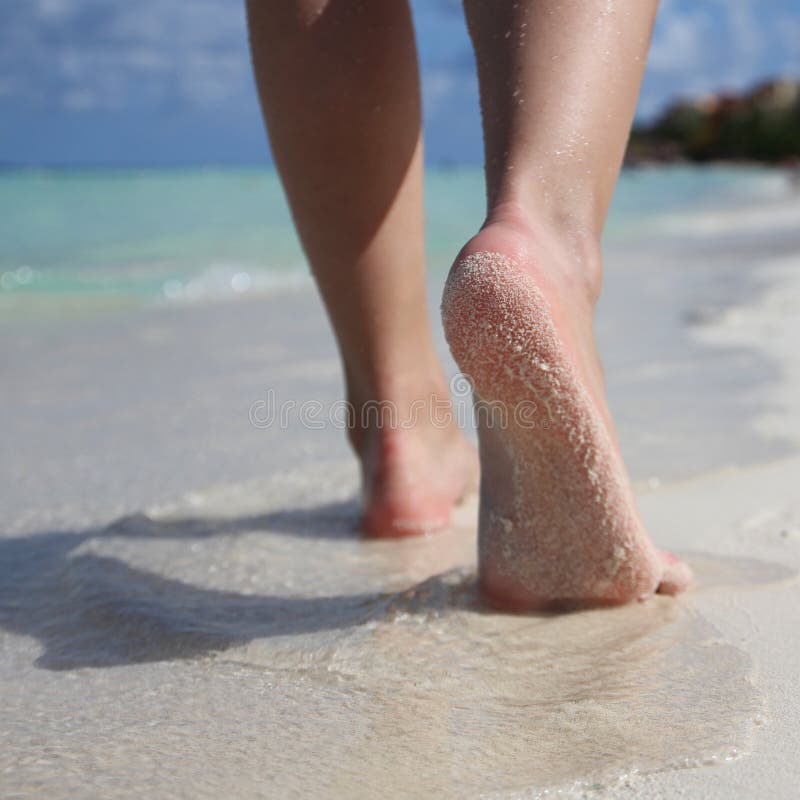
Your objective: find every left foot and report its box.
[350,391,479,538]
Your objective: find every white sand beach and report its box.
[2,176,800,797]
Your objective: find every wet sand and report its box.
[2,193,800,797]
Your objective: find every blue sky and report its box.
[1,0,798,165]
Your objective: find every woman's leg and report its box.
[246,0,477,537]
[442,0,692,608]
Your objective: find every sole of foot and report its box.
[441,218,692,610]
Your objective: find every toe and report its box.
[656,550,693,596]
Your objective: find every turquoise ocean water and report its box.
[0,165,791,314]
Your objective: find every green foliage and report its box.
[629,80,800,163]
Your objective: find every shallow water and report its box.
[1,464,792,798]
[0,165,792,313]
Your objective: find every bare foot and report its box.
[441,208,691,609]
[354,411,479,539]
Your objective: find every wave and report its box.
[0,261,313,307]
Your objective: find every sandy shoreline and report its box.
[2,199,800,796]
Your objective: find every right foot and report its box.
[441,209,691,610]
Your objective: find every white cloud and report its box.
[35,0,77,22]
[0,0,797,126]
[638,0,800,118]
[62,87,97,111]
[0,0,253,111]
[648,10,710,73]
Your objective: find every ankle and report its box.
[479,199,603,307]
[344,369,458,456]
